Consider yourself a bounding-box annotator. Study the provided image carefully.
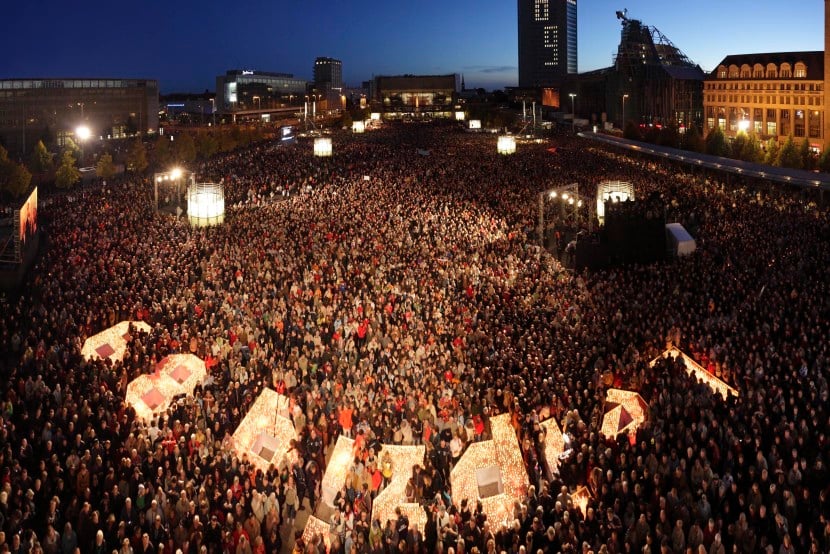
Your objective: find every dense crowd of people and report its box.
[0,122,828,554]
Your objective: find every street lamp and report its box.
[569,93,577,132]
[75,125,91,165]
[622,94,629,128]
[75,125,91,141]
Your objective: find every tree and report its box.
[764,139,780,166]
[777,135,802,169]
[739,132,763,163]
[196,133,219,160]
[623,121,642,141]
[818,145,830,172]
[126,139,148,173]
[731,133,748,161]
[96,152,116,181]
[704,126,729,157]
[217,131,237,153]
[0,146,33,198]
[682,125,704,153]
[63,137,80,159]
[173,133,197,163]
[340,110,353,128]
[55,150,81,189]
[28,140,53,175]
[799,138,815,170]
[153,136,173,167]
[656,126,679,148]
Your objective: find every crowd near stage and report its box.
[0,123,829,554]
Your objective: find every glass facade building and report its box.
[215,70,308,112]
[0,78,158,155]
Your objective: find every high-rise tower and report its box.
[518,0,577,88]
[314,57,343,92]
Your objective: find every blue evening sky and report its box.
[0,0,824,93]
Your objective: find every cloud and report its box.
[463,65,517,74]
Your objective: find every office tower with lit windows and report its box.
[518,0,577,88]
[314,57,343,92]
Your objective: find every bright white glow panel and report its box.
[322,435,355,506]
[455,111,465,121]
[451,414,528,528]
[230,388,297,473]
[649,347,739,399]
[497,135,516,155]
[187,183,225,226]
[313,137,332,157]
[469,120,481,129]
[540,417,565,476]
[125,373,179,423]
[372,444,426,533]
[81,320,152,362]
[352,121,365,133]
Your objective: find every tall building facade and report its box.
[0,78,158,155]
[518,0,577,88]
[369,74,460,118]
[825,0,830,143]
[703,52,825,148]
[314,57,343,92]
[215,70,307,112]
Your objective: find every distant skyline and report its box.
[1,0,825,93]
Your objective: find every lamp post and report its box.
[170,167,183,208]
[75,125,90,166]
[569,93,577,132]
[622,94,629,129]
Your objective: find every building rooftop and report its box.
[709,51,824,80]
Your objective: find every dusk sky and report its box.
[1,0,825,93]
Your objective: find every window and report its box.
[780,109,790,136]
[544,25,558,48]
[728,107,738,132]
[794,109,805,137]
[740,64,751,78]
[754,108,763,134]
[780,63,792,79]
[534,0,549,21]
[766,64,778,79]
[794,62,807,78]
[809,110,821,138]
[717,65,727,79]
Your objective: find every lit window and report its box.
[544,25,558,48]
[534,0,549,21]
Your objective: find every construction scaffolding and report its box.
[608,9,704,128]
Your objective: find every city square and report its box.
[1,1,830,554]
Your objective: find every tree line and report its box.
[624,123,829,171]
[0,127,270,200]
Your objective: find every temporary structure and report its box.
[81,321,151,362]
